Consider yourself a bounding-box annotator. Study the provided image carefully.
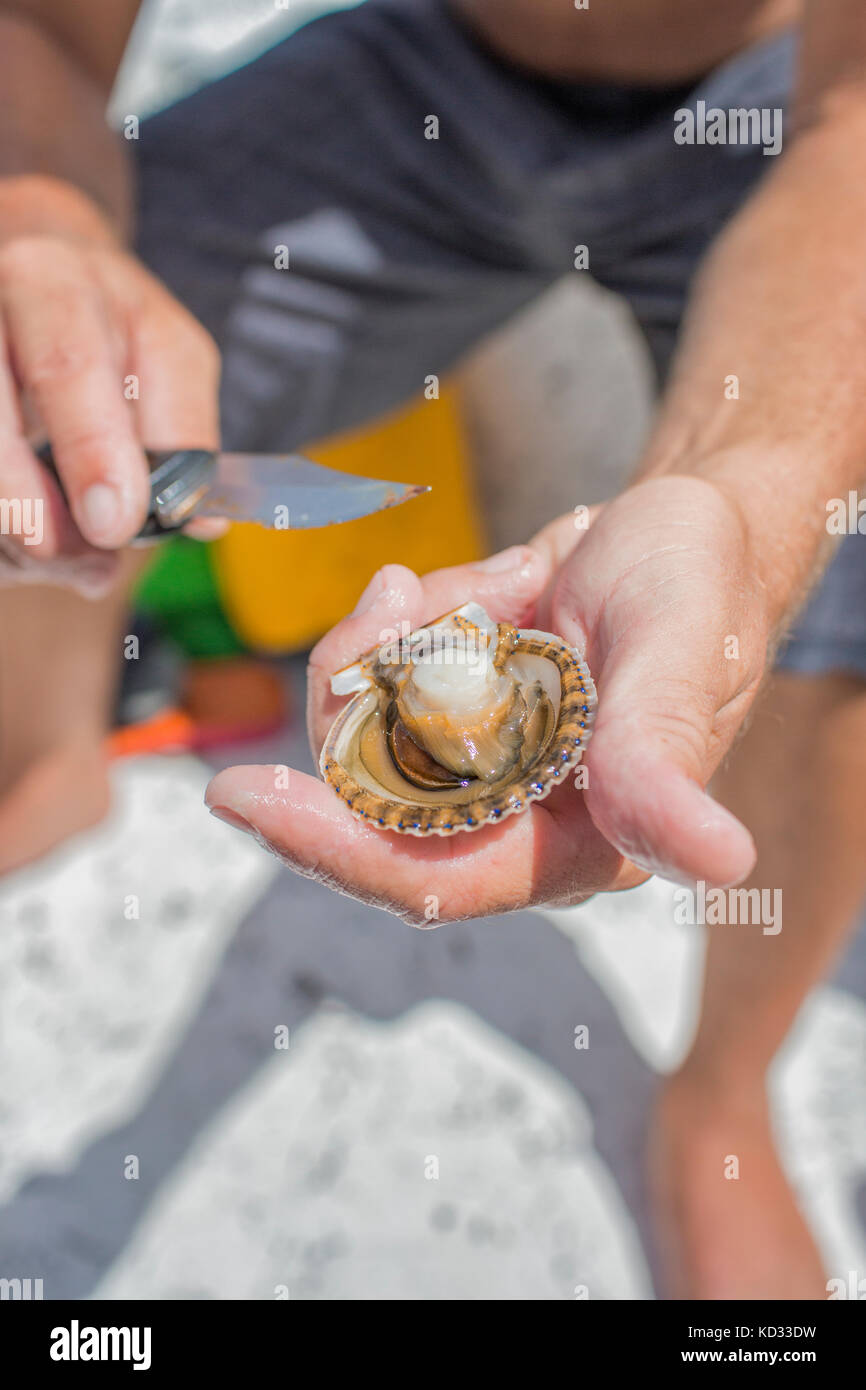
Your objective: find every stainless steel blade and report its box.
[194,452,429,528]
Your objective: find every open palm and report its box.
[207,476,765,923]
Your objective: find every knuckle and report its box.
[25,340,102,389]
[601,706,706,780]
[52,421,127,463]
[0,236,54,279]
[0,235,84,288]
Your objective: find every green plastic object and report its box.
[134,536,244,657]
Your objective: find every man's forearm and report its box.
[0,13,131,235]
[640,100,866,628]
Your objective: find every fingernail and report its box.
[79,484,122,544]
[697,802,750,836]
[351,571,385,615]
[210,805,254,835]
[474,545,529,574]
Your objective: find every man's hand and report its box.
[206,475,763,923]
[0,177,220,593]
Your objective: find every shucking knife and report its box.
[36,443,430,542]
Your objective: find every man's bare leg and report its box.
[0,555,144,876]
[650,670,866,1300]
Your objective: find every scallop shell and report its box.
[320,602,596,836]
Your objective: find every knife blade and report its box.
[36,443,430,541]
[192,452,430,529]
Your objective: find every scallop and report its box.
[320,602,596,836]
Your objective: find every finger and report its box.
[541,487,759,888]
[576,601,757,888]
[0,428,121,585]
[204,764,636,922]
[587,739,754,888]
[0,438,102,564]
[0,426,122,586]
[418,544,551,625]
[531,507,605,635]
[0,312,76,558]
[307,548,551,753]
[0,306,131,581]
[1,241,150,547]
[529,505,602,568]
[122,267,222,537]
[307,564,425,752]
[120,262,221,453]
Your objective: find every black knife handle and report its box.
[35,442,217,541]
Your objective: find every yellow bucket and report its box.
[211,385,485,653]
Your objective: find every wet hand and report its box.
[207,475,765,923]
[0,182,220,594]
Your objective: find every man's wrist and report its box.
[0,11,134,235]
